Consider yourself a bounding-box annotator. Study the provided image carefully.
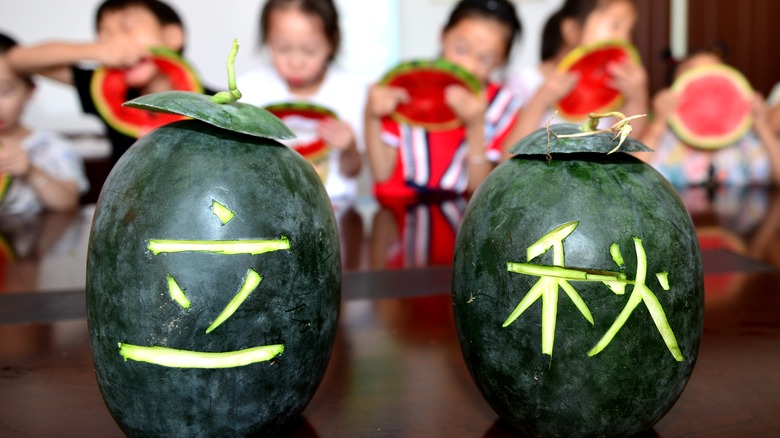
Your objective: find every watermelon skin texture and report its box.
[87,120,340,437]
[452,153,703,437]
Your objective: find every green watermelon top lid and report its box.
[555,40,641,121]
[509,112,651,155]
[379,58,482,131]
[124,39,294,140]
[668,63,753,150]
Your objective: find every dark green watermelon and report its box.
[86,40,340,437]
[452,124,703,437]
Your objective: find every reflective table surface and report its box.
[1,186,779,437]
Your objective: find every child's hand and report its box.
[318,118,355,151]
[651,88,679,120]
[366,84,409,118]
[94,37,150,68]
[445,85,486,128]
[609,61,648,103]
[751,92,770,122]
[0,140,31,177]
[541,71,579,107]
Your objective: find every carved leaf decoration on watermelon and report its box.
[556,40,641,121]
[380,58,482,131]
[264,102,337,160]
[91,47,204,138]
[124,39,294,140]
[668,64,753,150]
[509,122,651,156]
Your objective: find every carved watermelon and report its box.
[380,59,482,131]
[452,123,703,437]
[668,64,753,150]
[556,40,640,120]
[90,48,204,138]
[86,41,340,437]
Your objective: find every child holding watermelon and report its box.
[6,0,209,167]
[238,0,365,201]
[639,50,780,187]
[0,33,88,215]
[503,0,649,150]
[364,0,522,199]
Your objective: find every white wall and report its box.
[0,0,561,134]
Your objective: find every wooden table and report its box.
[2,187,779,437]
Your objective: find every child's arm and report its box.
[7,39,150,85]
[609,61,650,138]
[0,141,79,211]
[445,85,491,192]
[318,119,361,177]
[501,70,578,157]
[364,84,408,182]
[751,93,780,185]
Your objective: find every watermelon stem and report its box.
[553,112,646,154]
[211,38,243,104]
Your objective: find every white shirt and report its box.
[239,65,368,200]
[1,130,89,215]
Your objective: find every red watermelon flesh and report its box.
[91,51,203,138]
[669,65,753,150]
[265,103,336,161]
[381,60,482,131]
[557,41,639,120]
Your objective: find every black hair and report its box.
[95,0,184,53]
[663,41,729,86]
[260,0,341,62]
[0,32,34,87]
[540,0,635,61]
[442,0,523,60]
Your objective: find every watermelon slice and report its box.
[379,59,482,131]
[668,64,753,150]
[90,47,203,138]
[264,102,337,162]
[556,40,640,121]
[0,174,10,204]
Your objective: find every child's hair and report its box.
[540,0,635,61]
[259,0,341,62]
[0,32,34,87]
[442,0,523,60]
[94,0,185,53]
[663,42,729,86]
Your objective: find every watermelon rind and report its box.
[668,64,753,150]
[91,47,204,138]
[379,58,482,131]
[509,123,652,155]
[125,91,294,140]
[0,174,11,203]
[556,40,641,121]
[264,102,338,121]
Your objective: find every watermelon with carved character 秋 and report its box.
[452,124,703,437]
[86,42,340,437]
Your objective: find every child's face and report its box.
[97,6,182,87]
[441,17,508,83]
[0,56,32,134]
[675,53,721,78]
[580,0,637,46]
[266,7,333,90]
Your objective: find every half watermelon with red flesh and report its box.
[668,64,753,150]
[264,102,337,162]
[91,48,203,138]
[556,40,640,120]
[380,59,482,131]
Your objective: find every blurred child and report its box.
[504,0,648,149]
[238,0,364,201]
[639,50,780,187]
[0,33,88,214]
[365,0,522,199]
[7,0,203,165]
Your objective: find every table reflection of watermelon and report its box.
[697,226,748,305]
[0,232,15,286]
[90,48,204,138]
[556,40,640,120]
[380,59,482,131]
[264,102,337,162]
[0,174,10,204]
[669,64,753,150]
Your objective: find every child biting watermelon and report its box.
[0,32,88,214]
[638,49,780,187]
[7,0,211,167]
